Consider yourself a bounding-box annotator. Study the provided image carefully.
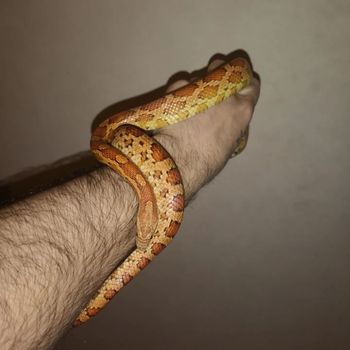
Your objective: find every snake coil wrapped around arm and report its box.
[74,57,252,326]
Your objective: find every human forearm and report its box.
[0,167,138,349]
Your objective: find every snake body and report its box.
[74,57,252,326]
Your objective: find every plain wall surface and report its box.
[1,1,349,349]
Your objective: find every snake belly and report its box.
[74,57,252,326]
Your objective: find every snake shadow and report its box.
[0,50,257,207]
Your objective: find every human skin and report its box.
[0,59,260,350]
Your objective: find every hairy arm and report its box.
[0,168,139,349]
[0,60,260,350]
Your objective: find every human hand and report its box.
[155,58,260,202]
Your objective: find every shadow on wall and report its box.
[0,50,256,207]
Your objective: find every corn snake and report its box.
[74,57,252,326]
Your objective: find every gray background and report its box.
[1,1,349,349]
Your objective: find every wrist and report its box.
[86,166,138,236]
[76,166,138,266]
[154,133,209,203]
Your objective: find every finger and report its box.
[207,58,226,72]
[166,58,228,93]
[166,59,260,109]
[166,79,190,93]
[236,76,261,107]
[208,59,260,107]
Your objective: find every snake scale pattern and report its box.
[74,57,252,326]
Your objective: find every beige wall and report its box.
[1,1,349,349]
